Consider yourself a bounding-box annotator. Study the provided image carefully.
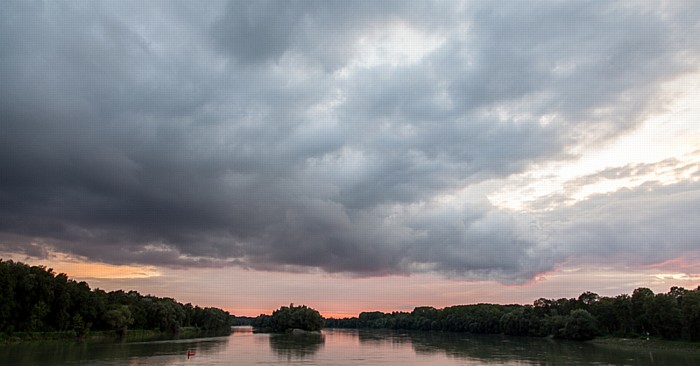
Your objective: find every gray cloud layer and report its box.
[1,0,699,282]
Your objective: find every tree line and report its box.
[325,287,700,341]
[0,259,232,338]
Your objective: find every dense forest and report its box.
[0,260,232,338]
[325,286,700,341]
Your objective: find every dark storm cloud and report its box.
[1,0,699,282]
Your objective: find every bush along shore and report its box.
[323,286,700,342]
[0,260,233,343]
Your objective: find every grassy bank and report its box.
[590,336,700,353]
[0,330,82,343]
[0,327,231,344]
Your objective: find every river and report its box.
[2,326,700,365]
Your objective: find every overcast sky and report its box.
[2,0,700,316]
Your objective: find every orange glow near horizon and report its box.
[54,261,161,280]
[1,252,162,280]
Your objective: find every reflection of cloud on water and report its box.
[269,333,325,360]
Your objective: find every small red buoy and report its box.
[187,350,196,359]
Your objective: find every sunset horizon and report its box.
[5,254,699,319]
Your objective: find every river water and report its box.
[2,327,700,365]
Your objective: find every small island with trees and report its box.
[252,304,324,334]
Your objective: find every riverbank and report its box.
[590,336,700,353]
[0,326,232,344]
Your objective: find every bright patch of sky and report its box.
[488,70,700,212]
[337,22,445,77]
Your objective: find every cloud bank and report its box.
[1,0,699,283]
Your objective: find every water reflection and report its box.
[4,328,700,365]
[344,329,700,366]
[269,333,325,360]
[405,331,699,366]
[0,336,228,366]
[230,325,254,336]
[409,332,579,365]
[357,329,412,348]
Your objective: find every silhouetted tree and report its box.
[266,304,324,332]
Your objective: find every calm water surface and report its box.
[2,327,700,365]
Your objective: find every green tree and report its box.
[589,296,616,335]
[150,298,185,333]
[28,301,50,332]
[649,293,682,340]
[193,307,231,331]
[612,294,634,336]
[561,309,599,341]
[681,289,700,341]
[103,305,134,337]
[500,310,526,336]
[268,304,324,332]
[0,260,17,333]
[577,291,600,307]
[71,314,89,338]
[546,315,569,338]
[631,287,654,335]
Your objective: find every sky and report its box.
[1,0,700,318]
